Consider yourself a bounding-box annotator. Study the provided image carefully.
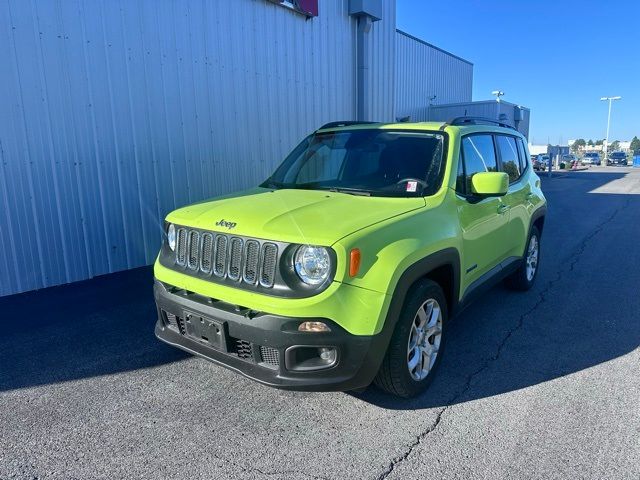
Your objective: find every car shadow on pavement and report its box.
[0,266,189,392]
[353,280,640,410]
[354,170,640,409]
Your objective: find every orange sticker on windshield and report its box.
[406,181,418,192]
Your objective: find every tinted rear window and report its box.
[496,135,521,182]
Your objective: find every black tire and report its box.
[374,279,447,398]
[504,225,541,291]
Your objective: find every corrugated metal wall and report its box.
[1,1,479,298]
[429,101,499,122]
[0,0,403,297]
[395,30,473,122]
[367,2,396,122]
[497,102,530,139]
[429,101,531,138]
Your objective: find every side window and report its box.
[496,135,521,183]
[461,135,498,192]
[516,137,528,172]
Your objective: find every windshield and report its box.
[586,153,599,157]
[611,152,625,158]
[262,129,446,197]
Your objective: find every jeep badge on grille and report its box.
[215,219,237,230]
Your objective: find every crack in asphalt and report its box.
[375,197,631,480]
[219,453,330,480]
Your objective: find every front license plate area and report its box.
[183,311,223,350]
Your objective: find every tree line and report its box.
[570,136,640,154]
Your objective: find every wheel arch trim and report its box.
[383,248,461,335]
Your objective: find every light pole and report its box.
[492,90,505,102]
[600,96,621,164]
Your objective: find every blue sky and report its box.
[396,0,640,145]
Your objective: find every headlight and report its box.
[294,245,331,285]
[167,223,176,251]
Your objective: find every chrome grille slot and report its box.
[200,233,214,273]
[171,227,282,290]
[176,228,187,266]
[213,234,228,277]
[187,231,200,270]
[243,240,260,284]
[260,243,278,288]
[228,237,243,281]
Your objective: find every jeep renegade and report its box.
[154,118,547,398]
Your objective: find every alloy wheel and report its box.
[407,299,443,381]
[526,235,539,281]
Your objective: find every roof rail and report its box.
[317,121,377,130]
[446,116,516,130]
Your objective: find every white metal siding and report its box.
[497,102,531,138]
[0,0,372,296]
[367,1,397,121]
[1,0,472,297]
[395,30,473,122]
[429,101,531,138]
[429,101,499,122]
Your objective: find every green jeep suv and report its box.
[154,118,546,398]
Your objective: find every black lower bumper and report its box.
[153,281,387,391]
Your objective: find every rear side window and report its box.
[516,138,528,171]
[496,135,521,183]
[460,135,498,193]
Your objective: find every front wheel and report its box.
[504,225,541,291]
[374,280,447,398]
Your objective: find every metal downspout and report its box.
[356,16,372,121]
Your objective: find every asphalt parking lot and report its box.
[1,167,639,480]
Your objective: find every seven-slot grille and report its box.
[175,227,278,288]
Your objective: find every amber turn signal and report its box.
[349,248,361,277]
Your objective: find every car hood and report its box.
[166,188,426,245]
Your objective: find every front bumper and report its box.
[154,281,387,391]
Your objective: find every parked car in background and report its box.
[562,154,578,167]
[535,155,550,171]
[531,155,541,170]
[607,151,628,166]
[582,152,601,166]
[531,155,540,170]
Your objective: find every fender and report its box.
[357,247,461,385]
[529,205,547,238]
[376,247,461,344]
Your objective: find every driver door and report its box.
[455,134,512,291]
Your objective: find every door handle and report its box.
[497,205,510,215]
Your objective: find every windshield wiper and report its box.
[318,186,371,196]
[262,181,372,196]
[261,179,285,189]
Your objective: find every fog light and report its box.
[318,347,337,364]
[298,321,331,333]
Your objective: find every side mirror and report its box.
[470,172,509,197]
